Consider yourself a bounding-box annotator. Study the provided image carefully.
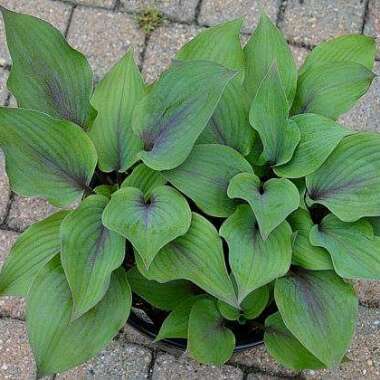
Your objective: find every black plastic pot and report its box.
[128,311,264,353]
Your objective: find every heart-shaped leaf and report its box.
[127,266,194,311]
[309,214,380,279]
[220,205,292,303]
[89,50,145,172]
[0,211,69,296]
[291,62,375,119]
[103,186,191,268]
[164,144,253,218]
[121,163,166,198]
[274,114,351,178]
[0,108,97,207]
[27,257,131,377]
[264,312,325,370]
[188,298,235,365]
[228,172,299,239]
[244,13,297,105]
[176,19,245,79]
[1,7,95,128]
[306,133,380,222]
[155,295,206,341]
[60,195,125,319]
[275,269,358,367]
[136,212,238,307]
[287,209,333,270]
[132,60,237,170]
[300,35,376,74]
[176,20,254,155]
[249,64,300,166]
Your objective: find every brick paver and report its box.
[0,0,379,379]
[198,0,280,33]
[143,22,203,82]
[279,0,366,46]
[121,0,199,23]
[67,6,145,80]
[364,0,380,59]
[0,0,72,66]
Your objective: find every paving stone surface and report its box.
[121,0,199,23]
[355,280,380,308]
[0,319,36,379]
[67,6,145,80]
[0,67,9,106]
[199,0,280,33]
[7,195,57,232]
[0,0,72,66]
[57,341,152,379]
[151,353,244,380]
[302,307,380,379]
[143,22,203,82]
[0,229,25,320]
[364,0,380,59]
[72,0,115,8]
[339,62,380,132]
[0,152,10,225]
[279,0,366,46]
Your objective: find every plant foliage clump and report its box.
[0,6,379,376]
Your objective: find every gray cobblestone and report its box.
[57,341,152,379]
[355,280,380,308]
[0,67,9,105]
[279,0,366,47]
[143,22,203,83]
[71,0,115,8]
[7,195,57,232]
[121,0,199,23]
[0,152,10,224]
[152,353,244,380]
[0,319,36,379]
[0,229,25,320]
[199,0,280,34]
[0,0,72,66]
[339,62,380,132]
[67,6,145,80]
[364,0,380,60]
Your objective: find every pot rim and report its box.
[127,311,264,353]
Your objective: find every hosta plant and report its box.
[0,6,379,376]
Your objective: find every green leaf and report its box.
[60,195,125,319]
[27,257,131,377]
[94,184,118,198]
[164,144,253,218]
[220,205,292,303]
[197,80,256,156]
[176,19,245,79]
[287,209,333,270]
[1,7,95,128]
[249,64,300,166]
[127,266,194,311]
[228,172,299,239]
[176,20,254,155]
[291,62,375,119]
[0,108,97,207]
[136,212,238,307]
[274,114,351,178]
[309,214,380,280]
[300,35,376,74]
[132,60,237,170]
[103,186,191,268]
[155,295,205,341]
[306,133,380,222]
[121,163,166,198]
[241,285,270,320]
[244,13,297,105]
[367,217,380,236]
[264,312,325,370]
[217,299,240,321]
[89,50,144,172]
[274,269,358,367]
[188,298,235,365]
[0,211,69,296]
